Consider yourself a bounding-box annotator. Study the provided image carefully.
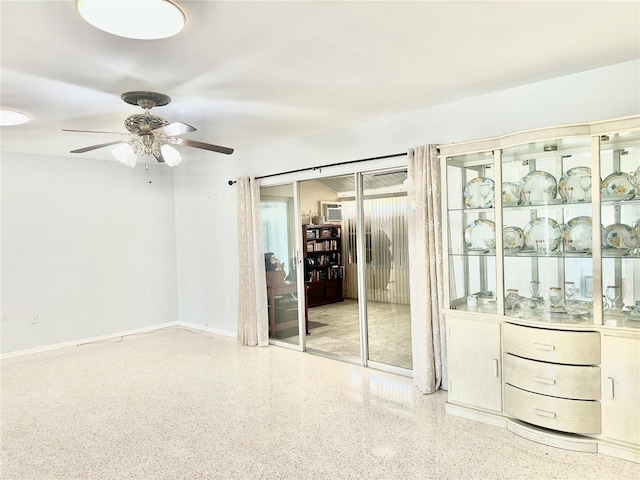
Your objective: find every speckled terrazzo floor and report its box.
[2,328,638,480]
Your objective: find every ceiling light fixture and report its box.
[112,135,182,168]
[77,0,185,40]
[0,108,30,126]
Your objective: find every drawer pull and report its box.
[608,376,615,399]
[533,343,555,351]
[534,409,557,419]
[533,376,556,385]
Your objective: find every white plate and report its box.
[464,177,495,208]
[601,172,636,200]
[558,166,591,202]
[564,216,593,253]
[603,223,633,250]
[523,217,562,252]
[503,226,524,250]
[464,219,496,250]
[519,170,557,205]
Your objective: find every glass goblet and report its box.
[579,175,592,201]
[506,289,519,312]
[529,281,540,297]
[549,287,563,310]
[605,285,620,310]
[478,183,491,207]
[504,231,518,253]
[564,281,577,301]
[484,237,496,252]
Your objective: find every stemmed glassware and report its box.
[506,289,520,312]
[478,183,491,207]
[510,183,522,205]
[564,281,577,301]
[549,287,563,310]
[605,285,620,310]
[579,175,592,201]
[529,281,541,308]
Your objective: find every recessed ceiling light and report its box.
[0,108,30,126]
[77,0,185,40]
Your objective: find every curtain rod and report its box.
[227,152,408,185]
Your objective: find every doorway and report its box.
[301,170,412,371]
[259,168,412,373]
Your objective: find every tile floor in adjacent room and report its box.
[2,327,639,480]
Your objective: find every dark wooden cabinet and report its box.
[303,224,344,307]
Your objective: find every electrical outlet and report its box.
[31,314,39,324]
[225,297,231,307]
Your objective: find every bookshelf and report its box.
[303,224,344,307]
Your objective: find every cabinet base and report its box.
[446,402,639,464]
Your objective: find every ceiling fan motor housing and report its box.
[124,113,169,134]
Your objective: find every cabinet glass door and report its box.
[445,152,497,313]
[501,136,594,325]
[599,129,640,328]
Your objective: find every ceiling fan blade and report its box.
[153,151,166,163]
[70,141,124,153]
[171,137,234,155]
[63,128,125,135]
[153,122,196,137]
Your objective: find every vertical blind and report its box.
[342,196,410,304]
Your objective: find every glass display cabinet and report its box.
[442,118,640,329]
[440,115,640,464]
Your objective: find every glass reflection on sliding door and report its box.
[260,184,304,345]
[362,170,412,369]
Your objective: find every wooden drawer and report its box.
[504,353,600,400]
[504,384,601,434]
[503,323,600,365]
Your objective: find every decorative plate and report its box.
[501,182,521,206]
[558,166,591,202]
[464,177,495,208]
[601,172,635,201]
[503,226,525,251]
[464,219,496,250]
[523,217,562,252]
[564,216,594,253]
[519,171,558,205]
[603,223,633,250]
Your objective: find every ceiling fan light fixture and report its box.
[113,143,138,167]
[77,0,185,40]
[161,144,182,167]
[0,108,30,126]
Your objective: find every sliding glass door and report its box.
[299,170,411,372]
[260,183,304,346]
[361,170,412,370]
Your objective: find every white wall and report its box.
[1,153,179,353]
[3,61,638,352]
[173,60,639,334]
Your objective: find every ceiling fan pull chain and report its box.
[146,161,152,184]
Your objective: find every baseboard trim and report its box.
[1,321,237,360]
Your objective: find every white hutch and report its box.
[440,115,640,463]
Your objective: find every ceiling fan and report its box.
[64,91,233,167]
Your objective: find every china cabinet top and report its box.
[439,115,640,157]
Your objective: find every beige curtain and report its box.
[407,145,448,393]
[236,176,269,346]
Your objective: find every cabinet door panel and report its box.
[447,316,502,412]
[601,335,640,446]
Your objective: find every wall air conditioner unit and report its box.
[320,202,342,223]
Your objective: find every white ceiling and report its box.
[1,1,639,162]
